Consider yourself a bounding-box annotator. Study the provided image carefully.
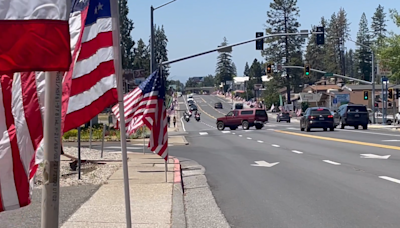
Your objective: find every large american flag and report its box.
[112,70,168,160]
[0,0,118,212]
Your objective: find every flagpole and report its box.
[111,0,132,227]
[160,65,169,183]
[41,71,63,228]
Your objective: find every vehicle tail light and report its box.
[328,115,333,118]
[308,116,314,120]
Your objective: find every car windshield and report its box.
[310,109,331,115]
[348,106,367,112]
[281,113,290,116]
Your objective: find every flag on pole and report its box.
[0,0,119,212]
[112,70,169,160]
[0,0,71,73]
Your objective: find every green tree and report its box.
[378,9,400,83]
[262,0,304,100]
[371,4,387,47]
[151,25,170,77]
[262,80,280,109]
[215,37,235,91]
[355,13,372,81]
[243,62,250,76]
[305,17,328,84]
[201,75,215,87]
[185,78,198,88]
[247,59,263,99]
[133,39,150,76]
[344,49,356,79]
[119,0,135,70]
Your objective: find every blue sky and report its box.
[128,0,398,82]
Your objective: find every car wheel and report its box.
[287,120,290,123]
[217,122,225,131]
[323,128,327,131]
[362,125,368,130]
[306,124,311,132]
[300,123,304,131]
[387,120,392,125]
[330,127,334,131]
[354,125,359,129]
[242,121,250,130]
[255,124,263,130]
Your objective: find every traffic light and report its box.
[363,90,369,100]
[316,26,325,45]
[266,63,272,74]
[388,88,393,99]
[304,65,310,76]
[374,102,378,108]
[256,32,264,50]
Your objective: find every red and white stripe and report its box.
[112,88,158,135]
[149,98,168,160]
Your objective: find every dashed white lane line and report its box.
[199,132,208,135]
[257,140,263,143]
[221,130,231,133]
[379,176,400,184]
[271,144,280,148]
[323,160,341,165]
[291,150,303,154]
[247,137,252,140]
[286,127,298,130]
[238,135,243,137]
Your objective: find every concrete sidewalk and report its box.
[61,153,184,228]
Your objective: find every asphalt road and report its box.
[171,94,400,228]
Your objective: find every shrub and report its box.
[63,129,78,139]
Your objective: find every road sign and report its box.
[325,72,333,77]
[333,98,337,104]
[377,59,392,76]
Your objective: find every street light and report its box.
[151,0,177,73]
[348,38,376,124]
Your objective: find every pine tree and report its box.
[119,0,135,70]
[232,62,237,76]
[133,39,150,76]
[344,49,356,79]
[243,62,250,76]
[262,0,303,100]
[371,5,387,47]
[152,25,170,77]
[215,37,235,91]
[356,13,372,81]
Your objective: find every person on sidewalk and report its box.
[167,115,171,127]
[173,116,176,128]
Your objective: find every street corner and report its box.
[169,135,189,145]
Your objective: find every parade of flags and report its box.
[0,0,119,212]
[112,70,169,160]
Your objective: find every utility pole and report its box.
[150,6,155,73]
[284,12,290,104]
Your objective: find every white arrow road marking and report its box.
[247,137,252,140]
[271,144,280,147]
[199,132,208,135]
[257,140,263,143]
[291,150,303,154]
[382,139,400,142]
[379,176,400,184]
[221,131,231,133]
[238,135,243,137]
[360,154,391,159]
[251,160,279,167]
[323,160,341,165]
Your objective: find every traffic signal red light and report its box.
[374,103,378,107]
[266,64,272,74]
[388,89,393,99]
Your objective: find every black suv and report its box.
[214,102,223,109]
[300,107,335,132]
[337,104,369,129]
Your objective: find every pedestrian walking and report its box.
[173,116,176,128]
[167,115,171,127]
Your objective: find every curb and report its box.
[171,157,186,228]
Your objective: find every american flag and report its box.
[112,70,168,160]
[0,0,119,212]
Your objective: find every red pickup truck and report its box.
[216,108,268,130]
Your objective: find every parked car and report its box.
[300,107,335,132]
[277,112,291,123]
[337,104,369,129]
[216,108,268,130]
[214,102,223,109]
